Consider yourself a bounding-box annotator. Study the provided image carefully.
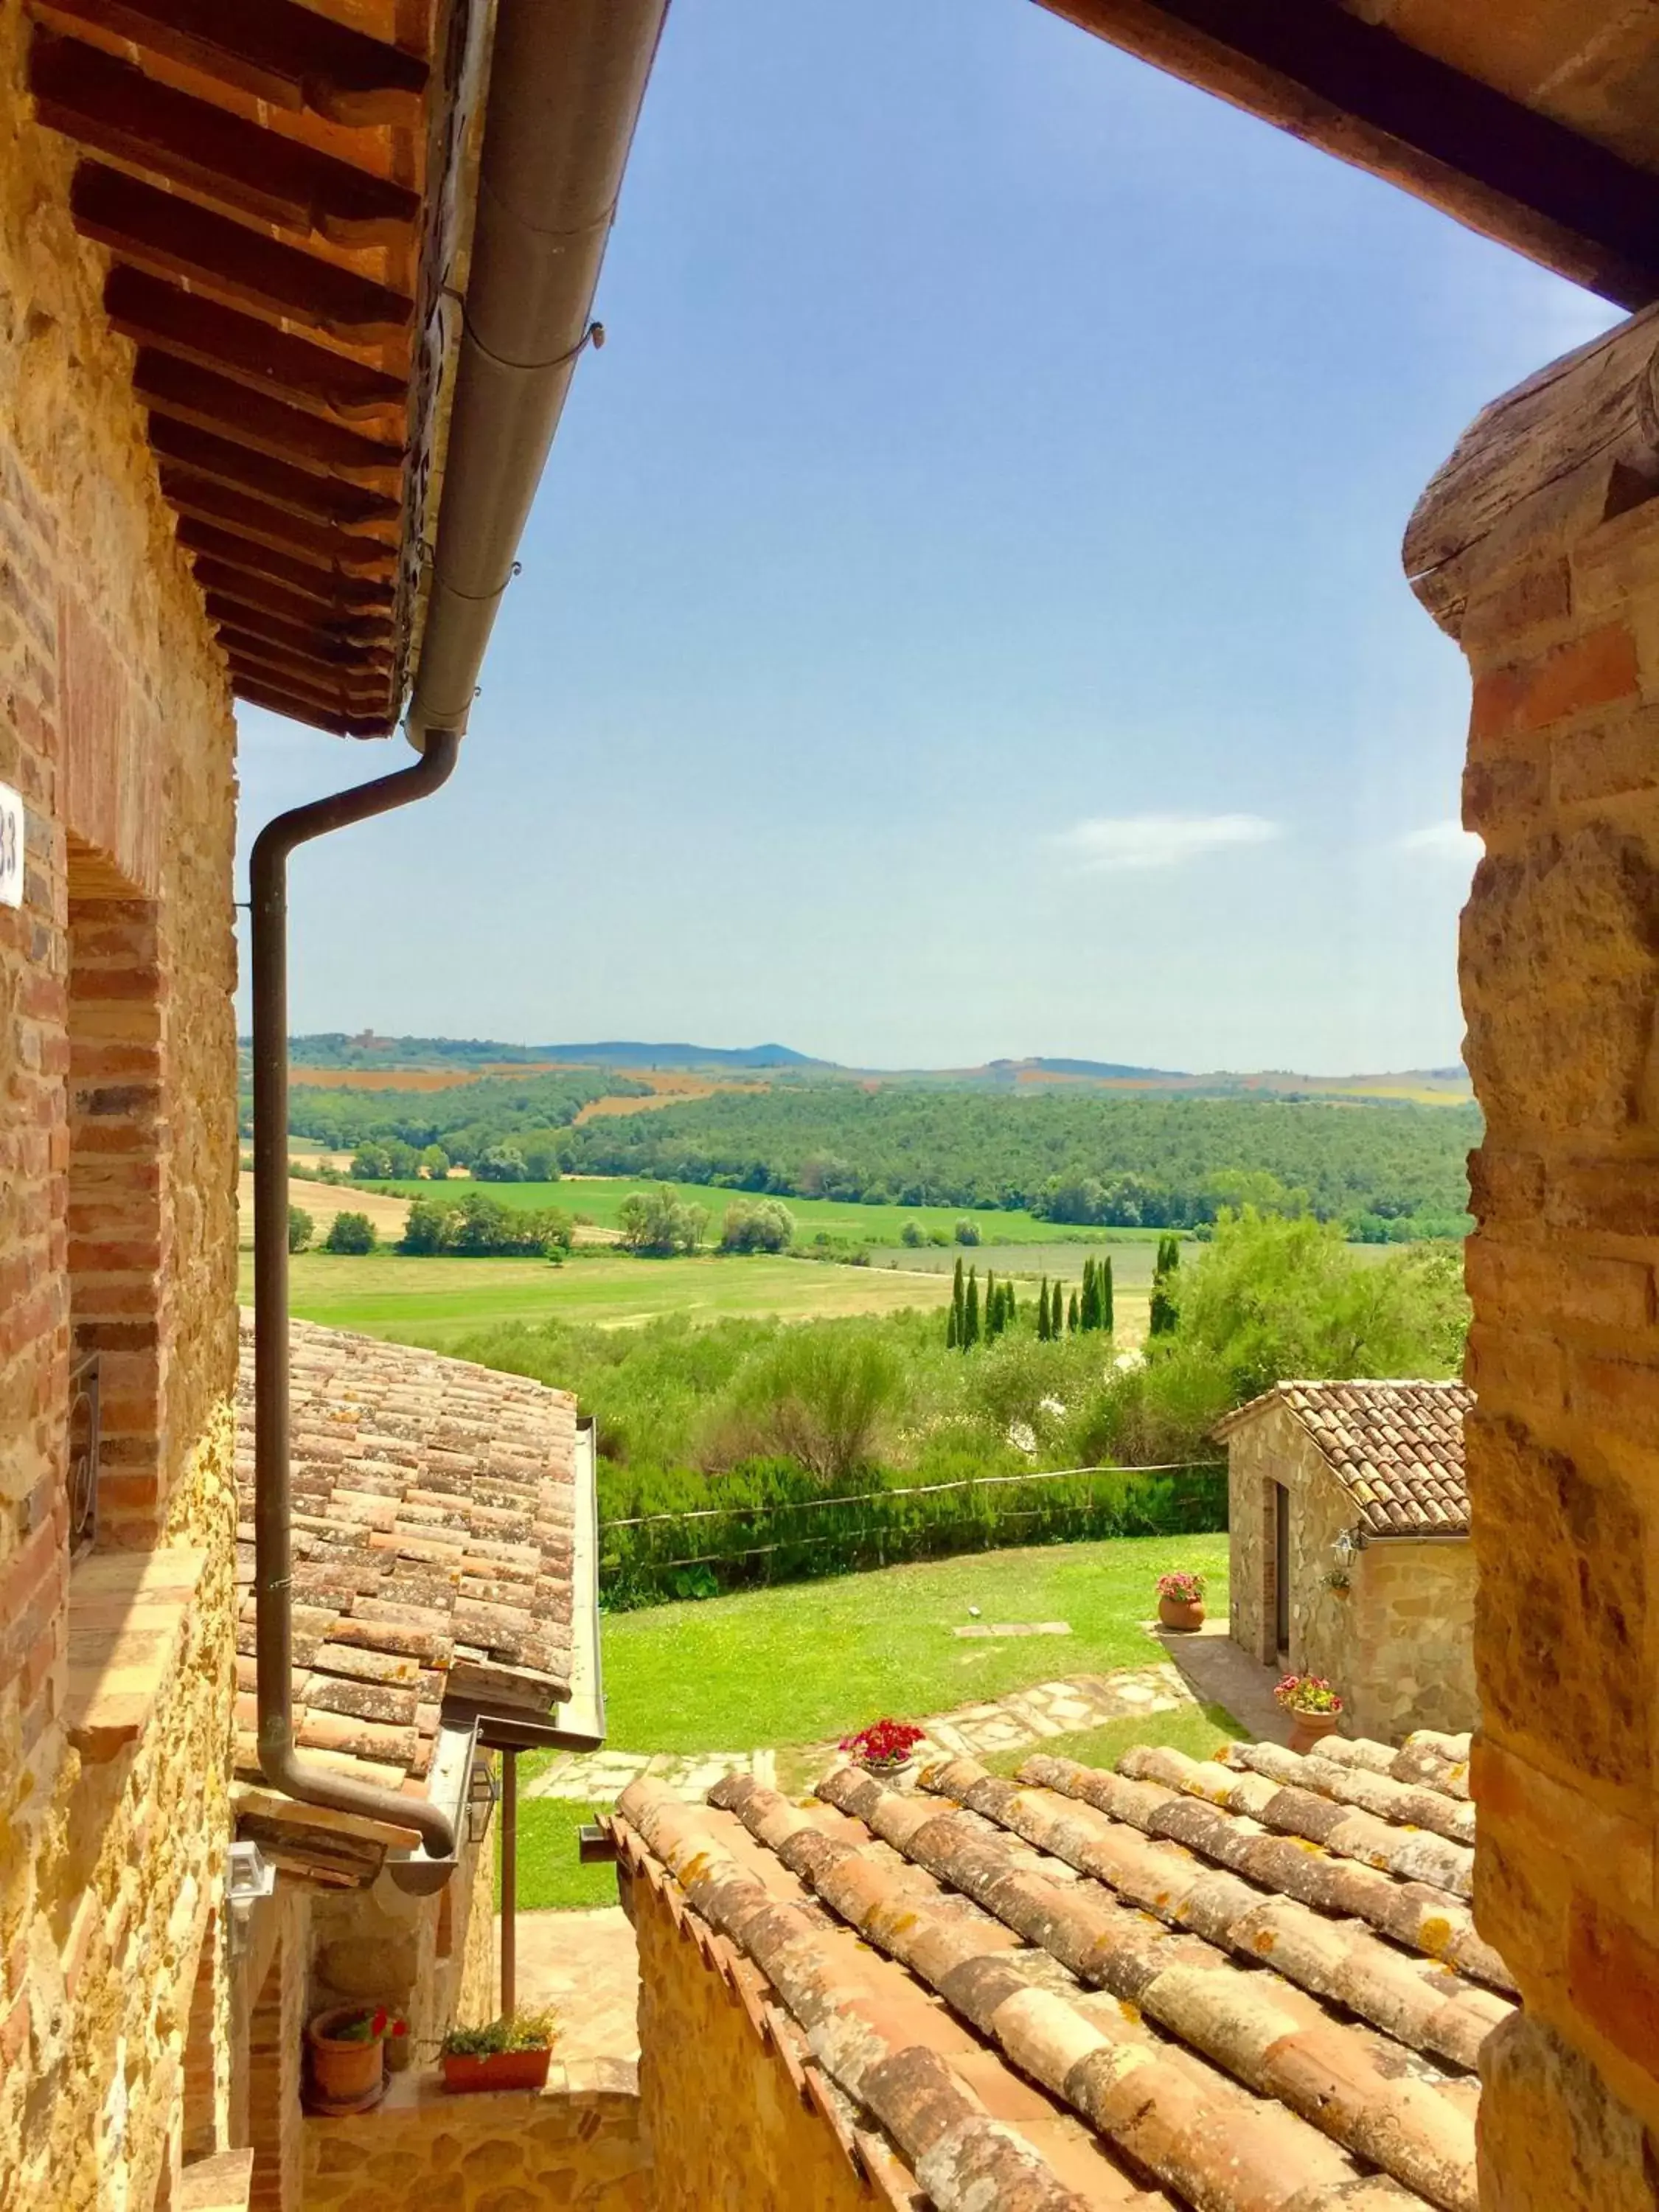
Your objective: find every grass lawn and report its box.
[978,1701,1245,1777]
[597,1533,1228,1755]
[251,1248,956,1342]
[514,1534,1233,1906]
[508,1799,618,1912]
[370,1173,1164,1256]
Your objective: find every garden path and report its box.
[524,1658,1203,1806]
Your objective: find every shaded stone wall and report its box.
[307,1822,495,2057]
[303,2070,650,2212]
[0,0,240,2197]
[1405,305,1659,2206]
[1352,1540,1477,1743]
[631,1868,873,2212]
[2,1421,238,2212]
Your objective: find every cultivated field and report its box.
[374,1173,1143,1253]
[244,1250,959,1343]
[288,1061,561,1091]
[238,1173,411,1249]
[572,1069,766,1122]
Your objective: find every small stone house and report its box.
[1216,1379,1476,1743]
[607,1727,1498,2211]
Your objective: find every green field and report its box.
[370,1173,1144,1254]
[249,1248,956,1342]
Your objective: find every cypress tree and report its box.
[964,1267,981,1349]
[1080,1257,1099,1332]
[952,1256,965,1338]
[945,1304,958,1349]
[984,1270,996,1338]
[1149,1236,1180,1337]
[1037,1276,1051,1340]
[1004,1282,1017,1328]
[1102,1255,1114,1332]
[1067,1288,1079,1333]
[1049,1279,1063,1338]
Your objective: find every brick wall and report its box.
[0,0,240,2199]
[1406,305,1659,2208]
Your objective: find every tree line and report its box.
[565,1085,1476,1236]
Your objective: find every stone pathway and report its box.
[524,1663,1194,1806]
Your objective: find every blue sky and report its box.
[235,0,1618,1074]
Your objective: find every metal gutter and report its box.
[249,0,667,1885]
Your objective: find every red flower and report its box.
[371,2008,388,2039]
[391,2020,408,2038]
[841,1718,926,1765]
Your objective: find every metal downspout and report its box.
[248,0,668,1877]
[250,734,461,1865]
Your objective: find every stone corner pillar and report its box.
[1406,307,1659,2210]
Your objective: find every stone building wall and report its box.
[0,0,241,2199]
[306,1825,495,2059]
[631,1868,874,2212]
[1405,302,1659,2206]
[1352,1540,1478,1743]
[302,2069,650,2212]
[1225,1400,1354,1681]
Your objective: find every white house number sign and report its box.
[0,782,22,909]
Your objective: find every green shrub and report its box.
[288,1205,313,1253]
[324,1211,376,1254]
[705,1329,903,1483]
[717,1198,794,1253]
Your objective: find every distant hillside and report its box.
[264,1032,1471,1104]
[534,1041,823,1071]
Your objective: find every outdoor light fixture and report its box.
[467,1755,498,1845]
[226,1840,275,1958]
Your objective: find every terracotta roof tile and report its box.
[615,1725,1509,2212]
[233,1313,578,1804]
[1215,1379,1472,1536]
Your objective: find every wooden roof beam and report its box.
[173,518,394,613]
[158,469,398,579]
[229,678,394,740]
[1035,0,1659,307]
[32,35,420,246]
[147,415,402,531]
[222,636,394,710]
[70,164,413,341]
[206,595,394,672]
[133,350,405,488]
[190,560,395,646]
[26,0,428,126]
[104,271,406,425]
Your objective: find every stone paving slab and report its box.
[525,1663,1200,1807]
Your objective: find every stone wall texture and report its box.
[631,1868,873,2212]
[1226,1402,1478,1741]
[303,2070,650,2212]
[1405,301,1659,2203]
[0,0,240,2199]
[1,1419,239,2211]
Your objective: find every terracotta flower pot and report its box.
[441,2046,553,2096]
[306,2007,387,2112]
[1158,1596,1205,1632]
[1289,1711,1342,1756]
[859,1754,916,1784]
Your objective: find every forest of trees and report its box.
[266,1069,639,1168]
[563,1086,1476,1236]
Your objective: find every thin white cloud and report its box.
[1054,812,1281,873]
[1397,820,1483,863]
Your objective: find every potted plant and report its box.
[840,1719,926,1780]
[1274,1673,1344,1754]
[1155,1570,1206,1631]
[305,2004,406,2112]
[440,2010,558,2096]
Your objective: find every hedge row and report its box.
[597,1458,1228,1610]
